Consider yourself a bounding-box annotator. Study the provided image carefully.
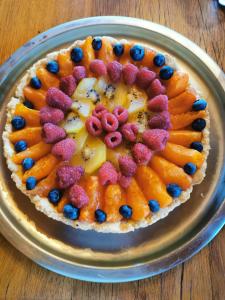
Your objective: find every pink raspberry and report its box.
[51,138,76,161]
[113,106,128,124]
[132,143,152,165]
[107,61,122,83]
[59,75,76,97]
[101,112,119,132]
[42,123,66,144]
[142,129,169,151]
[46,87,72,112]
[104,131,122,149]
[136,68,156,89]
[147,79,166,98]
[98,162,118,186]
[69,184,89,208]
[118,172,131,189]
[56,165,84,189]
[121,123,138,142]
[89,59,107,76]
[73,66,87,82]
[122,63,139,85]
[148,111,171,130]
[92,104,108,119]
[119,155,137,177]
[148,94,168,112]
[40,106,64,125]
[85,116,102,136]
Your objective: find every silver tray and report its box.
[0,17,224,283]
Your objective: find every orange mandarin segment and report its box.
[36,67,59,90]
[15,103,40,127]
[168,130,202,147]
[57,196,69,213]
[149,155,192,190]
[159,142,204,168]
[9,127,42,146]
[136,166,172,208]
[170,111,206,130]
[81,36,95,71]
[57,52,74,77]
[12,141,52,164]
[97,37,115,64]
[23,87,46,110]
[165,71,189,98]
[126,178,149,221]
[168,88,197,114]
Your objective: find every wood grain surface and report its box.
[0,0,224,299]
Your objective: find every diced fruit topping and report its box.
[46,60,59,74]
[121,123,138,142]
[98,161,118,186]
[11,116,26,130]
[73,66,87,82]
[92,37,102,51]
[40,106,64,125]
[153,54,165,67]
[119,155,137,177]
[42,123,66,144]
[69,184,89,208]
[190,142,203,152]
[46,87,72,112]
[70,47,83,63]
[113,106,128,124]
[104,131,122,149]
[92,104,108,119]
[119,205,132,219]
[148,111,171,130]
[183,162,197,175]
[59,75,76,96]
[52,138,76,161]
[132,143,152,165]
[15,140,27,152]
[101,112,119,132]
[113,43,124,57]
[95,209,107,223]
[22,158,35,171]
[136,68,156,89]
[147,79,166,98]
[192,118,206,131]
[107,61,122,83]
[63,204,80,220]
[48,188,62,205]
[166,183,182,198]
[122,63,138,85]
[148,200,160,213]
[30,77,42,89]
[118,172,131,189]
[85,116,103,136]
[90,59,107,76]
[142,129,169,151]
[130,45,145,61]
[159,66,174,80]
[148,95,168,112]
[57,165,84,189]
[26,176,37,190]
[23,100,34,109]
[62,112,84,134]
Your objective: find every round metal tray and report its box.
[0,17,224,283]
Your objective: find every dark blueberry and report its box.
[95,209,107,223]
[63,204,80,220]
[22,158,35,171]
[11,116,26,130]
[23,100,34,109]
[192,99,207,111]
[92,37,102,51]
[192,118,206,131]
[46,60,59,74]
[48,189,62,205]
[30,76,42,89]
[14,140,27,152]
[167,184,182,198]
[148,200,160,213]
[71,47,83,63]
[119,205,132,219]
[190,142,203,152]
[153,53,165,67]
[113,43,124,57]
[130,45,145,61]
[26,176,37,190]
[183,162,197,175]
[159,66,174,80]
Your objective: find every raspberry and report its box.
[132,143,152,165]
[59,75,76,97]
[56,165,84,189]
[46,87,72,112]
[148,111,171,130]
[104,131,122,149]
[118,155,137,177]
[98,162,118,186]
[107,61,122,83]
[85,116,103,136]
[148,95,168,112]
[147,79,166,98]
[118,172,131,189]
[92,104,108,119]
[52,138,76,161]
[122,63,138,85]
[136,68,156,89]
[69,184,89,208]
[89,59,107,76]
[113,106,128,124]
[42,123,66,144]
[101,113,119,132]
[73,66,87,82]
[142,129,169,151]
[40,106,64,125]
[121,123,138,142]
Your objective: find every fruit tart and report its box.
[3,36,210,232]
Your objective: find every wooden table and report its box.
[0,0,224,299]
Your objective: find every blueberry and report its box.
[148,200,160,213]
[46,60,59,74]
[119,205,132,219]
[167,184,182,198]
[71,47,83,63]
[48,189,62,205]
[159,66,174,80]
[30,76,42,89]
[192,99,207,111]
[26,176,37,190]
[63,204,80,220]
[95,209,107,223]
[92,37,102,51]
[153,53,165,67]
[183,162,197,175]
[113,43,124,57]
[192,118,206,131]
[23,100,34,109]
[14,140,27,152]
[11,116,26,130]
[22,158,35,171]
[130,45,145,61]
[190,142,203,152]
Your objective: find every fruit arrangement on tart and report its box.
[3,36,210,233]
